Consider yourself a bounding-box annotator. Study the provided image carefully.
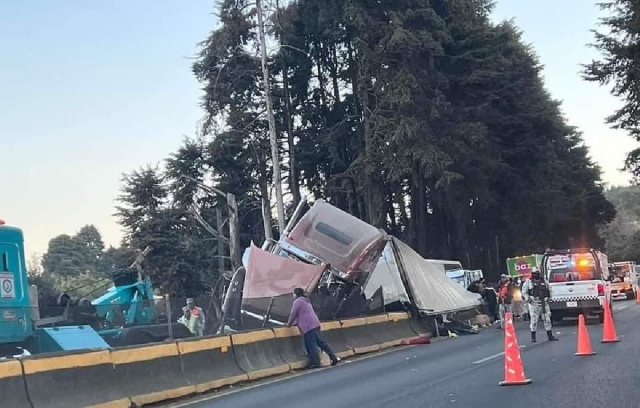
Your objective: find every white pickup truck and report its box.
[542,249,609,324]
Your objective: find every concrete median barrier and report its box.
[110,342,195,406]
[384,312,420,346]
[410,316,436,337]
[320,321,354,359]
[0,359,30,408]
[272,326,309,370]
[9,313,433,408]
[340,317,380,354]
[177,335,248,394]
[21,349,129,408]
[364,315,396,350]
[231,329,291,380]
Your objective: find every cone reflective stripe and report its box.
[499,312,531,386]
[575,314,596,356]
[601,298,620,343]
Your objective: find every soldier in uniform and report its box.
[522,267,558,342]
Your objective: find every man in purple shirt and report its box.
[287,287,339,368]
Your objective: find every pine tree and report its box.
[583,0,640,178]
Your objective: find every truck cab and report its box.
[608,261,636,300]
[0,221,34,355]
[542,248,609,323]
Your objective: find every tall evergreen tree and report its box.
[115,0,615,286]
[583,0,640,178]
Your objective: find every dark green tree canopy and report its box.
[112,0,615,285]
[600,185,640,262]
[583,0,640,178]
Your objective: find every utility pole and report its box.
[227,193,241,270]
[216,208,226,276]
[256,0,286,234]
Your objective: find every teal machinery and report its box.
[0,220,190,356]
[0,220,110,356]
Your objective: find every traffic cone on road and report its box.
[601,298,620,343]
[499,312,531,386]
[635,289,640,304]
[575,314,596,356]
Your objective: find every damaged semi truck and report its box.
[218,199,389,332]
[218,199,482,334]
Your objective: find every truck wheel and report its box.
[627,291,635,301]
[598,312,605,324]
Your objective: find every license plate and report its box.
[566,301,578,308]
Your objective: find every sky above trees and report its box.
[0,0,635,257]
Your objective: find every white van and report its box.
[541,248,609,323]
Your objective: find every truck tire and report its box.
[598,312,605,324]
[627,291,635,301]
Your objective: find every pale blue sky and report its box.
[1,1,636,257]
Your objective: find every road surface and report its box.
[164,301,640,408]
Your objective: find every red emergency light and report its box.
[0,219,5,226]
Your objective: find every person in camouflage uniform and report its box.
[522,268,558,343]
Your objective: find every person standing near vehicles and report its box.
[481,281,499,324]
[178,307,196,334]
[186,298,206,336]
[522,268,558,342]
[287,287,339,369]
[498,274,513,329]
[511,277,524,319]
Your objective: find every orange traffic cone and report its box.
[635,289,640,304]
[575,314,596,356]
[499,312,531,386]
[601,298,620,343]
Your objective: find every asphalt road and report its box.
[166,301,640,408]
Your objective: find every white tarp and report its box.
[363,242,410,305]
[392,237,482,314]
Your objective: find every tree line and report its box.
[35,0,635,296]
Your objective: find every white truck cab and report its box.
[541,248,609,324]
[608,261,636,300]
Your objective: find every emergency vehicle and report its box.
[541,248,609,324]
[608,261,637,300]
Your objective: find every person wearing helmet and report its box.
[522,267,558,342]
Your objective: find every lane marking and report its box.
[472,346,526,365]
[618,305,629,311]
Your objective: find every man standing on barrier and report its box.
[287,287,339,369]
[522,267,558,342]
